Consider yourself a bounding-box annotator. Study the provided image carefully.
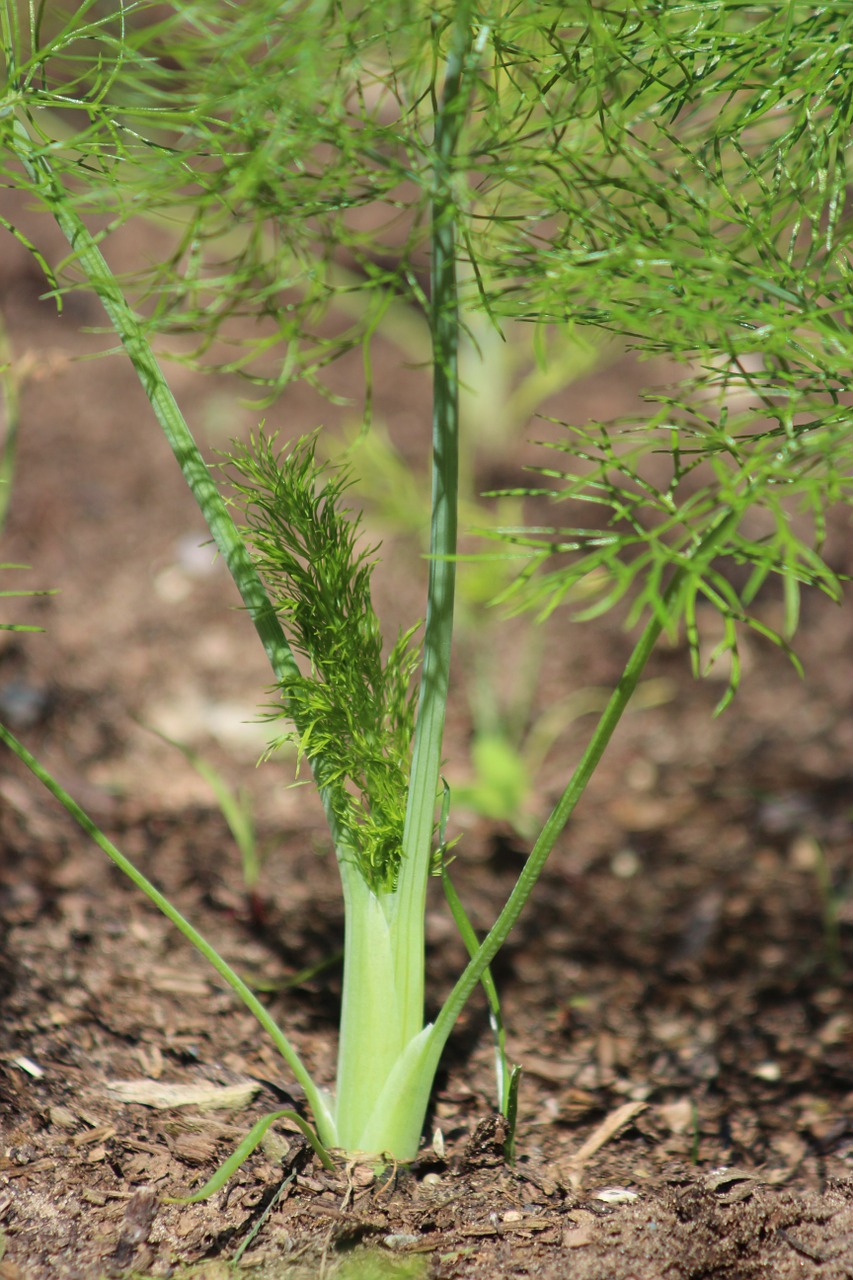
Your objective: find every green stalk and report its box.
[420,509,746,1079]
[329,9,476,1157]
[392,0,473,1039]
[333,867,425,1151]
[8,118,287,671]
[430,603,666,1054]
[0,718,337,1147]
[7,114,345,848]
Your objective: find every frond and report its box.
[226,431,421,890]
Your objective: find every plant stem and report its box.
[432,603,666,1050]
[424,507,745,1077]
[0,718,337,1145]
[330,9,477,1157]
[392,0,473,1032]
[334,869,413,1150]
[10,119,287,671]
[7,114,346,846]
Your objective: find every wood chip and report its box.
[72,1125,116,1148]
[560,1101,647,1190]
[0,1159,55,1178]
[106,1079,260,1110]
[562,1211,596,1249]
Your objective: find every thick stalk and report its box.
[331,9,476,1155]
[391,3,473,1038]
[333,867,412,1151]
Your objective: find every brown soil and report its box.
[1,199,853,1280]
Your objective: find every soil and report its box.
[1,196,853,1280]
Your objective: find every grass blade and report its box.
[0,718,337,1147]
[167,1108,333,1204]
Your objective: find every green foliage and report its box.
[2,0,852,1174]
[0,559,53,630]
[489,396,851,711]
[144,723,265,893]
[4,0,849,659]
[2,0,455,395]
[482,5,853,359]
[227,432,421,891]
[166,1108,333,1205]
[472,4,851,709]
[454,730,532,827]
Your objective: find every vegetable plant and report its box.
[2,0,853,1166]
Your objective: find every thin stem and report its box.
[393,2,474,1026]
[430,604,665,1056]
[0,719,336,1146]
[0,307,19,535]
[8,114,345,847]
[426,506,745,1071]
[10,119,290,677]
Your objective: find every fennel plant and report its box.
[1,1,852,1164]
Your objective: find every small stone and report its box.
[383,1234,420,1250]
[789,836,820,871]
[591,1187,638,1204]
[610,849,640,879]
[657,1098,694,1135]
